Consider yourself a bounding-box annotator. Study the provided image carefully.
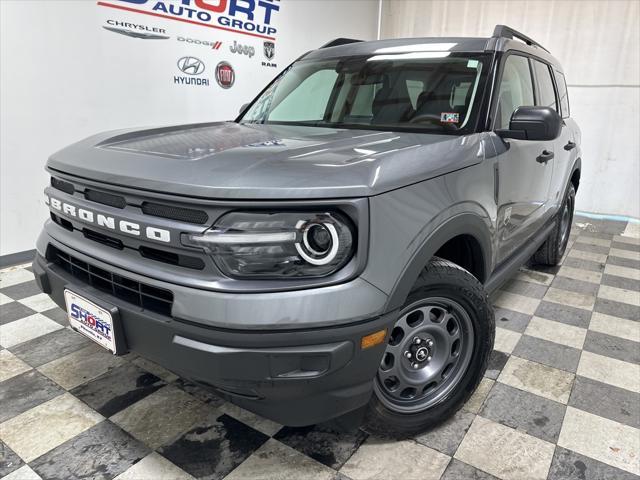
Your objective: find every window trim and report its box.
[553,69,571,119]
[531,59,559,113]
[488,49,564,130]
[489,51,537,131]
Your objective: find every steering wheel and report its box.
[409,113,459,131]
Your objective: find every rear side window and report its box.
[496,55,535,129]
[554,69,570,118]
[532,60,557,111]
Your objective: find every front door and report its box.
[493,54,555,264]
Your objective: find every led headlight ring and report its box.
[295,221,340,266]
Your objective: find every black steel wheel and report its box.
[365,257,494,437]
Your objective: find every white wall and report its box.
[0,0,378,256]
[381,0,640,219]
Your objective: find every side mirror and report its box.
[239,103,250,115]
[496,106,562,141]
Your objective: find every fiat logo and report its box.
[215,61,235,89]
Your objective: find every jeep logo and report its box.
[45,193,171,243]
[229,40,255,58]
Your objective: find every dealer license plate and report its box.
[64,289,117,354]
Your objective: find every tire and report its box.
[533,183,576,266]
[364,257,494,437]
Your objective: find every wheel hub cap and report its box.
[374,297,475,413]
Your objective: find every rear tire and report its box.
[364,257,494,437]
[533,183,576,266]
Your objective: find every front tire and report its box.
[364,257,494,437]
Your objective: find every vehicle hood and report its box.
[47,122,486,199]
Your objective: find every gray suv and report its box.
[34,25,581,436]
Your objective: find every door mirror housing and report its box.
[496,106,562,141]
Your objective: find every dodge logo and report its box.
[177,56,205,75]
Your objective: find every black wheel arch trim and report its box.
[384,213,493,313]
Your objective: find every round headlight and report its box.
[296,222,340,265]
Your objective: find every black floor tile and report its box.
[534,300,592,328]
[485,350,509,380]
[41,307,68,326]
[72,362,166,417]
[0,302,36,325]
[562,257,605,273]
[10,328,90,367]
[583,330,640,364]
[569,376,640,429]
[479,382,566,443]
[612,240,640,252]
[30,420,149,480]
[551,275,599,296]
[601,273,640,292]
[274,424,368,470]
[441,458,499,480]
[0,280,43,301]
[594,297,640,321]
[607,255,640,270]
[548,446,638,480]
[513,334,581,373]
[159,413,268,480]
[0,370,64,422]
[494,307,532,333]
[0,440,24,478]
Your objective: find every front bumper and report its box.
[33,240,394,426]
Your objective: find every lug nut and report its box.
[427,339,434,347]
[404,351,412,359]
[427,356,432,361]
[412,363,419,369]
[413,337,422,345]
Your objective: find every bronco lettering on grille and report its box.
[45,193,171,243]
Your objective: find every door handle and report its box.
[536,150,554,164]
[564,141,577,151]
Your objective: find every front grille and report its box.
[48,245,173,316]
[85,189,126,209]
[141,202,209,224]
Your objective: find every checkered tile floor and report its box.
[1,215,639,480]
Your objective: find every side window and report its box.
[554,69,570,118]
[269,70,338,122]
[496,55,534,129]
[532,60,557,111]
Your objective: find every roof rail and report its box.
[492,25,549,53]
[320,38,363,49]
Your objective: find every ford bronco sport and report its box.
[34,25,581,436]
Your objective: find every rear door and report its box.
[493,54,555,263]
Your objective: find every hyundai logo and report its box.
[177,56,205,75]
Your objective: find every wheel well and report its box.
[571,168,580,191]
[433,234,486,282]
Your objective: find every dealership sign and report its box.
[98,0,281,40]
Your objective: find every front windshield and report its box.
[239,52,490,134]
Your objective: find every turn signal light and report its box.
[361,329,387,350]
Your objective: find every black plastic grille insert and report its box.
[85,189,126,209]
[48,245,173,316]
[141,202,209,224]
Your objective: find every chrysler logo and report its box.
[177,56,205,75]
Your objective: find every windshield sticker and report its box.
[441,112,460,123]
[467,59,479,68]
